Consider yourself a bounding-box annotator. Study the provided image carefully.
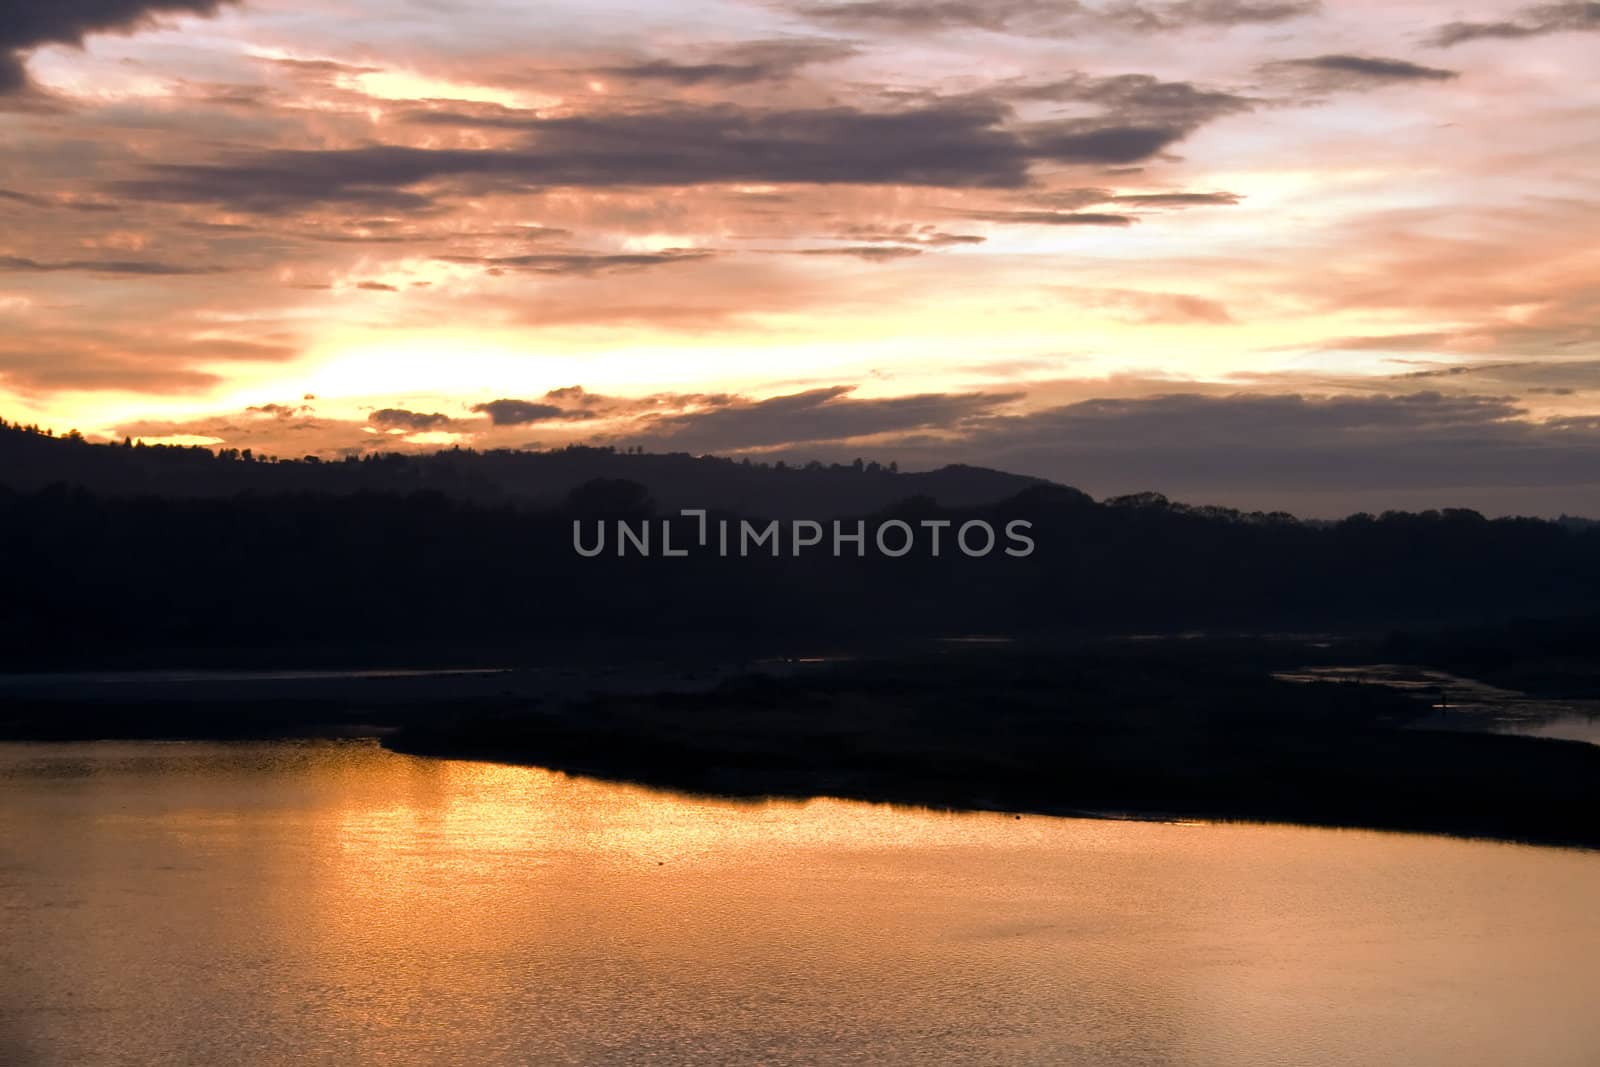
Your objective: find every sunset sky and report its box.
[2,0,1598,513]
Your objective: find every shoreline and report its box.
[6,726,1596,851]
[379,726,1600,853]
[8,643,1598,853]
[5,710,1596,852]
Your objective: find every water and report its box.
[1274,665,1600,746]
[2,742,1597,1066]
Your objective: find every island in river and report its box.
[383,641,1600,851]
[6,634,1596,852]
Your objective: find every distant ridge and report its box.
[8,414,1600,670]
[0,418,1048,518]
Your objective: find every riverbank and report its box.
[382,649,1600,851]
[6,642,1598,850]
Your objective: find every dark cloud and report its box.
[356,280,399,291]
[796,245,925,260]
[247,402,315,418]
[1025,124,1191,165]
[545,385,597,406]
[107,78,1252,214]
[794,0,1316,34]
[1004,74,1254,168]
[257,56,381,77]
[1428,2,1599,47]
[558,384,1600,514]
[676,390,1591,514]
[47,197,120,213]
[77,376,1600,515]
[833,223,985,245]
[471,387,739,427]
[1112,191,1240,207]
[938,392,1600,511]
[1006,73,1255,126]
[1,0,232,94]
[596,39,858,85]
[964,210,1136,226]
[0,188,51,207]
[0,255,222,275]
[471,399,570,425]
[369,408,453,431]
[112,148,449,214]
[1121,0,1320,28]
[543,385,739,416]
[1387,359,1600,395]
[111,100,1043,212]
[437,250,714,275]
[1267,54,1459,87]
[793,0,1066,33]
[614,385,1020,451]
[956,183,1240,220]
[1019,187,1120,210]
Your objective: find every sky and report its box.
[1,0,1598,515]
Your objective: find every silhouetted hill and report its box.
[2,464,1598,666]
[0,419,1045,518]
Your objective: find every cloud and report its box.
[75,376,1600,515]
[1005,73,1255,126]
[1265,54,1459,89]
[255,56,382,78]
[1111,191,1240,207]
[1025,124,1191,164]
[437,250,715,275]
[0,189,119,212]
[595,39,858,85]
[469,386,740,426]
[544,385,596,406]
[672,390,1595,514]
[369,408,452,431]
[0,255,222,275]
[1121,0,1320,28]
[792,0,1067,33]
[111,99,1045,212]
[935,392,1600,508]
[795,245,925,260]
[469,399,578,426]
[1428,2,1600,47]
[1064,288,1235,323]
[247,401,315,418]
[1308,286,1600,361]
[0,0,232,94]
[1387,359,1600,395]
[104,72,1256,216]
[964,210,1136,226]
[833,224,986,245]
[1003,74,1255,167]
[0,332,294,393]
[794,0,1317,34]
[613,384,1020,451]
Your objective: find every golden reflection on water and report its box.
[2,740,1598,1067]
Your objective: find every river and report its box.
[2,741,1596,1065]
